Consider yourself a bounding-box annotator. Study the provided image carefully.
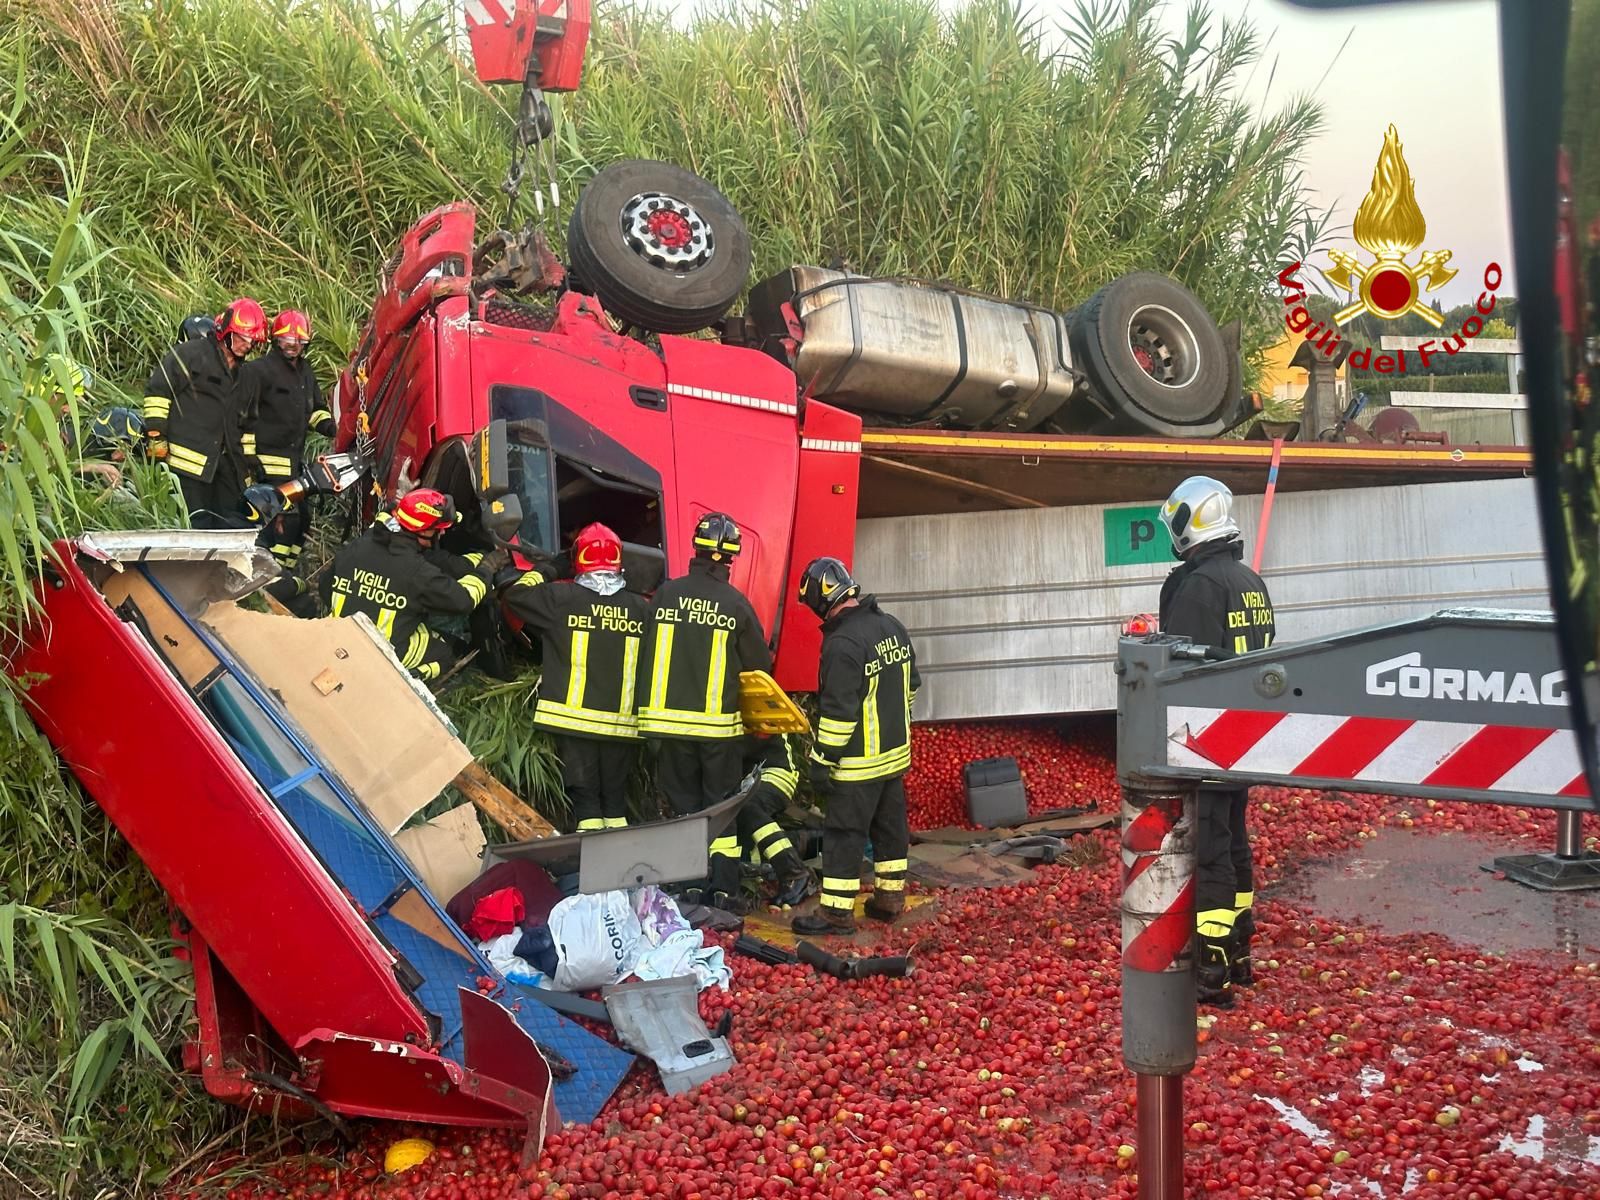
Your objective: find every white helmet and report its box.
[1161,476,1240,556]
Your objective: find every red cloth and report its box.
[464,886,526,942]
[447,860,564,934]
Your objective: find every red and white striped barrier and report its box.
[1121,795,1195,972]
[1169,707,1590,798]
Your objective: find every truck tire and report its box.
[566,159,752,334]
[1068,272,1229,431]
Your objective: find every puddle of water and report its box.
[1495,1115,1600,1174]
[1328,1182,1383,1198]
[1501,1114,1548,1162]
[1253,1094,1333,1145]
[1276,828,1600,958]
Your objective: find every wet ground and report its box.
[1275,825,1600,961]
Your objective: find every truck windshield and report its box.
[507,442,557,552]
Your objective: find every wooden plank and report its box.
[454,762,558,841]
[100,571,223,689]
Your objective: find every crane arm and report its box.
[465,0,593,224]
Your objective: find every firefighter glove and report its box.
[146,434,169,460]
[808,757,835,797]
[494,564,532,594]
[479,547,511,576]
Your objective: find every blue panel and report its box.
[507,983,637,1127]
[203,667,634,1124]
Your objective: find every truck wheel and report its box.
[566,159,751,334]
[1069,272,1229,431]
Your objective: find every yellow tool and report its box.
[739,670,810,735]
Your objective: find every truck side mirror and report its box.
[471,419,511,501]
[484,493,525,547]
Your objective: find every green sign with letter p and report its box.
[1103,505,1168,567]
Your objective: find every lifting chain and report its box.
[502,64,559,229]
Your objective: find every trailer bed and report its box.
[857,429,1531,517]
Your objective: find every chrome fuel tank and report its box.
[745,267,1089,432]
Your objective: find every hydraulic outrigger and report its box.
[1115,609,1598,1200]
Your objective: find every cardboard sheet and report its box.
[393,803,488,906]
[201,604,472,832]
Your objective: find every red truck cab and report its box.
[332,203,861,690]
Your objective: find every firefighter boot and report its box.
[770,848,818,909]
[709,889,755,917]
[1231,905,1256,989]
[792,904,857,937]
[1197,936,1235,1009]
[864,889,906,923]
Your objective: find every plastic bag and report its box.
[632,885,691,945]
[480,931,550,988]
[548,889,643,991]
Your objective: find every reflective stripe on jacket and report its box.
[318,523,491,669]
[637,559,772,740]
[812,596,921,782]
[143,338,257,483]
[502,571,651,741]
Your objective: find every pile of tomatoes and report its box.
[175,727,1600,1200]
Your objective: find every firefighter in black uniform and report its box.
[792,558,920,937]
[320,488,502,682]
[638,513,772,907]
[143,298,267,528]
[246,310,336,591]
[1157,475,1276,1008]
[500,523,651,832]
[737,734,817,909]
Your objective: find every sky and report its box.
[653,0,1515,307]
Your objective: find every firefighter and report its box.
[83,407,146,462]
[738,733,818,909]
[637,512,772,908]
[319,489,503,682]
[1157,475,1276,1008]
[143,299,268,528]
[791,557,920,938]
[178,314,218,345]
[246,310,336,593]
[499,522,650,832]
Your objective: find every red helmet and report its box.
[573,522,623,574]
[393,488,459,535]
[271,309,312,343]
[216,298,268,345]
